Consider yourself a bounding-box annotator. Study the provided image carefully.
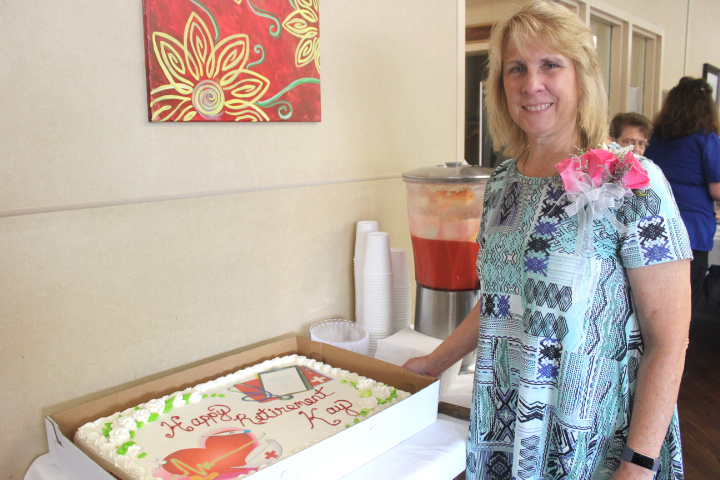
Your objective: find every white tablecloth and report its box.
[25,375,474,480]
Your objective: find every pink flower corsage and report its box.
[555,144,650,254]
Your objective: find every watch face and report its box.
[632,451,656,470]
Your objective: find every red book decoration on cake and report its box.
[141,0,321,122]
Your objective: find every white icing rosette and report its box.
[132,408,151,423]
[125,444,143,458]
[108,428,131,446]
[144,399,165,414]
[341,371,360,383]
[171,396,186,408]
[101,441,120,457]
[93,435,109,448]
[113,416,137,431]
[371,385,393,400]
[359,396,379,410]
[187,391,204,403]
[356,378,375,390]
[83,431,102,444]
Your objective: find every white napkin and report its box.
[374,328,462,394]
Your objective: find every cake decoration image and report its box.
[232,365,333,403]
[155,429,282,479]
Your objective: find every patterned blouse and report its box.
[467,157,692,480]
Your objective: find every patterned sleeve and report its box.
[617,159,693,268]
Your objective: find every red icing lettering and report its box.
[161,416,193,438]
[298,407,342,429]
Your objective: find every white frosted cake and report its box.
[75,355,410,480]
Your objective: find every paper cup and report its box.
[364,232,392,276]
[354,221,379,261]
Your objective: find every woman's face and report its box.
[615,125,649,156]
[502,41,580,146]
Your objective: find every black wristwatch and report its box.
[621,445,661,472]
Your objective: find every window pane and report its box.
[591,17,612,98]
[631,34,647,114]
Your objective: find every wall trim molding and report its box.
[0,175,401,218]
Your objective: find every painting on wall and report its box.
[142,0,320,122]
[703,63,720,107]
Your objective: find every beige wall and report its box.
[0,1,459,478]
[467,0,720,95]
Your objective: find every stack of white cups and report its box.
[354,221,379,326]
[363,232,394,356]
[390,248,412,333]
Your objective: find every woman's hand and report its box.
[403,355,440,378]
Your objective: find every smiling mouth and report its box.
[523,103,553,112]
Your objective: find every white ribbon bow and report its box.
[562,171,633,256]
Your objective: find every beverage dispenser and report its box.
[402,162,493,372]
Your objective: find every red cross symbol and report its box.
[265,450,279,459]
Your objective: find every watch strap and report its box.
[621,445,660,472]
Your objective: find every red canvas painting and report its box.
[142,0,320,122]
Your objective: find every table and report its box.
[25,375,474,480]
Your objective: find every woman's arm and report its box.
[611,259,691,479]
[403,300,482,378]
[708,181,720,202]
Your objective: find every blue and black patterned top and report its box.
[466,157,692,480]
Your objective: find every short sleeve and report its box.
[617,160,693,268]
[701,132,720,183]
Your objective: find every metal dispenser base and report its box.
[414,284,480,374]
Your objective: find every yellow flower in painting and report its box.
[150,12,270,121]
[283,0,320,73]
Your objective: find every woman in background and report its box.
[405,1,691,479]
[645,77,720,316]
[609,112,653,156]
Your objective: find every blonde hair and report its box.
[485,0,608,158]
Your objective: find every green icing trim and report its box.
[102,427,111,438]
[359,390,372,398]
[129,430,136,438]
[359,409,369,416]
[183,393,192,402]
[136,421,145,429]
[138,452,147,459]
[148,413,159,422]
[117,441,136,456]
[163,399,174,413]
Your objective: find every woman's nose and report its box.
[522,70,544,94]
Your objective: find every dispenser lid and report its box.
[402,162,494,184]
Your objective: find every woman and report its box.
[644,77,720,316]
[609,112,653,157]
[404,1,691,479]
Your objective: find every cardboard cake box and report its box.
[45,336,439,480]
